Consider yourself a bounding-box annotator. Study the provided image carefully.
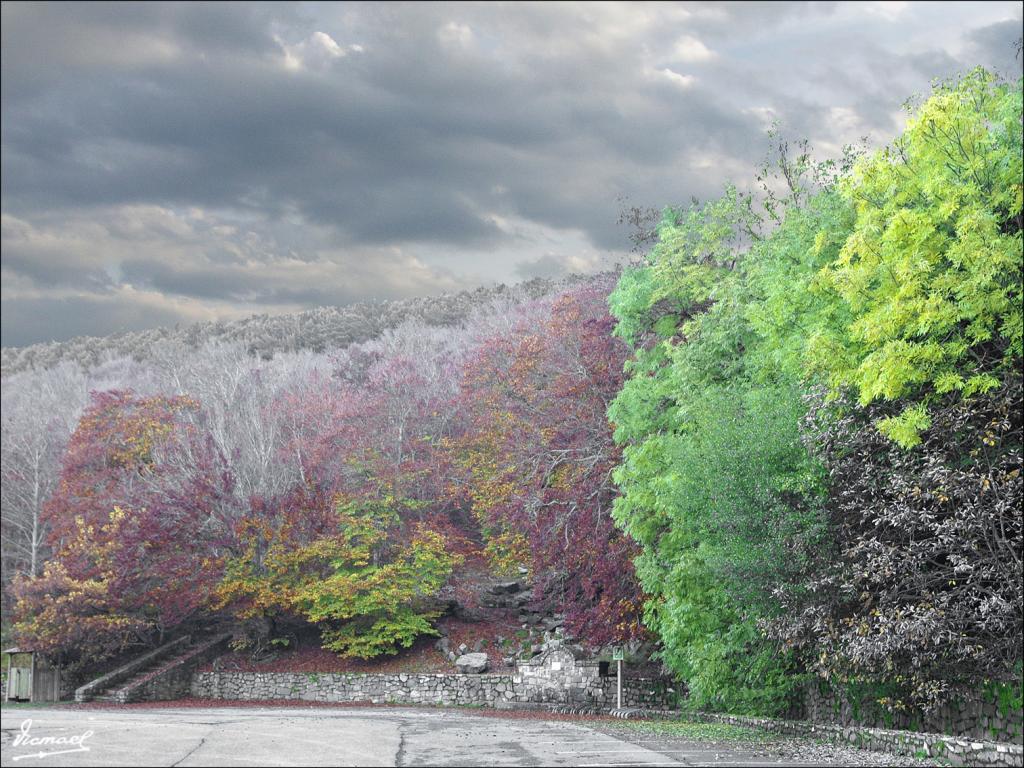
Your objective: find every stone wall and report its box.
[190,639,679,710]
[192,671,519,706]
[513,644,604,704]
[805,684,1024,746]
[509,643,679,708]
[189,669,678,709]
[601,677,679,709]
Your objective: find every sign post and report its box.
[612,647,624,709]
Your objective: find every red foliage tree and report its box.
[456,278,648,646]
[12,390,235,661]
[279,329,475,544]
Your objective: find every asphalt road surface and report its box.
[1,706,929,767]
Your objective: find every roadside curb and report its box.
[602,707,1023,767]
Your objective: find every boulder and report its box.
[455,652,489,674]
[457,643,469,654]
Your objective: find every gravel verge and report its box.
[594,718,942,766]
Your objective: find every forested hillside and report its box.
[3,67,1021,727]
[2,271,645,665]
[0,275,584,375]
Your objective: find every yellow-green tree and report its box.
[810,68,1023,446]
[215,495,458,658]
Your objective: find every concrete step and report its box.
[107,647,198,693]
[77,632,233,702]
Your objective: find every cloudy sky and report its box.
[1,1,1021,347]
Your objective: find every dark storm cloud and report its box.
[963,18,1024,78]
[2,1,1022,347]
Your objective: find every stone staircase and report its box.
[90,643,198,703]
[76,633,232,704]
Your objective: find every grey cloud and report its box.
[2,1,1021,347]
[116,249,464,307]
[2,207,468,318]
[514,255,575,281]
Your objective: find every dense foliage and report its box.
[609,69,1022,715]
[457,276,646,644]
[608,185,846,714]
[768,375,1023,710]
[810,68,1023,447]
[215,495,458,659]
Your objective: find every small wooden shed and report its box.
[4,647,62,702]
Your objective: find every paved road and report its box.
[0,706,921,767]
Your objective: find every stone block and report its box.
[455,653,489,674]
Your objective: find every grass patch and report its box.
[606,718,775,743]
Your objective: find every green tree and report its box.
[609,167,853,713]
[808,68,1023,446]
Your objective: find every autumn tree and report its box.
[12,391,235,662]
[458,278,647,646]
